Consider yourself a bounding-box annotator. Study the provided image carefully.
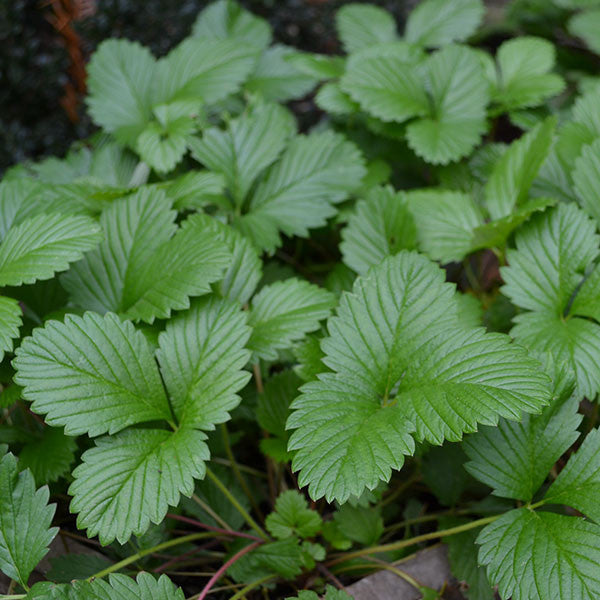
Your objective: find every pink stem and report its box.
[194,541,262,600]
[166,513,263,542]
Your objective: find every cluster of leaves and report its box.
[3,0,600,598]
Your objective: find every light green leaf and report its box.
[0,451,57,587]
[157,296,251,430]
[247,279,336,361]
[0,296,22,361]
[485,117,556,220]
[477,509,600,600]
[404,0,484,48]
[192,0,271,49]
[569,9,600,55]
[406,45,489,164]
[0,213,101,287]
[189,102,296,206]
[288,252,550,501]
[266,490,322,539]
[334,504,383,546]
[13,312,171,437]
[156,171,225,211]
[341,186,417,275]
[573,138,600,223]
[335,4,397,53]
[315,82,360,115]
[70,427,208,545]
[245,45,318,103]
[285,53,345,79]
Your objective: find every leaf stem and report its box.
[166,513,263,542]
[228,574,278,600]
[205,467,269,541]
[327,514,501,565]
[87,532,214,581]
[191,493,233,531]
[0,595,26,599]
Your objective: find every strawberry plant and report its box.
[2,0,600,598]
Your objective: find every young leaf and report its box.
[0,295,22,361]
[0,451,57,588]
[335,4,397,53]
[406,45,489,164]
[0,213,102,287]
[266,490,322,539]
[247,279,336,361]
[14,312,172,437]
[341,186,417,275]
[157,296,251,430]
[477,509,600,600]
[288,252,550,501]
[69,427,208,545]
[404,0,484,48]
[569,9,600,55]
[334,504,383,546]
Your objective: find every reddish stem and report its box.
[166,513,263,542]
[194,541,262,600]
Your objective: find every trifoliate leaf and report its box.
[501,204,600,398]
[0,213,101,287]
[341,186,417,275]
[0,451,57,587]
[569,9,600,55]
[490,37,565,111]
[266,490,322,539]
[62,189,230,323]
[236,131,365,253]
[340,51,428,124]
[464,392,581,502]
[247,279,336,361]
[288,252,550,501]
[257,370,301,437]
[192,0,272,49]
[70,427,208,545]
[189,102,295,207]
[0,296,22,361]
[404,0,484,48]
[19,426,77,485]
[407,190,483,263]
[14,312,171,437]
[406,45,489,164]
[544,427,600,523]
[183,214,261,305]
[245,45,318,103]
[157,296,251,430]
[334,504,383,546]
[336,4,397,53]
[86,39,156,145]
[573,138,600,224]
[477,509,600,600]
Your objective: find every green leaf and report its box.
[569,9,600,55]
[288,252,550,501]
[334,504,383,546]
[236,131,365,253]
[189,102,295,206]
[404,0,484,48]
[464,389,581,501]
[157,296,251,430]
[315,82,360,115]
[245,45,318,103]
[407,190,483,263]
[266,490,322,539]
[544,427,600,523]
[47,553,113,584]
[257,370,301,438]
[192,0,271,49]
[287,586,353,600]
[573,138,600,224]
[14,312,171,437]
[484,117,556,220]
[336,4,397,53]
[247,279,336,361]
[0,451,57,587]
[69,427,208,545]
[183,214,262,305]
[477,509,600,600]
[0,296,22,361]
[490,37,565,110]
[340,51,428,124]
[156,171,225,211]
[294,336,328,383]
[285,53,345,80]
[406,45,489,164]
[86,39,156,144]
[422,444,470,506]
[0,213,101,287]
[19,426,77,485]
[341,186,417,275]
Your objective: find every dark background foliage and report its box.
[0,0,419,172]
